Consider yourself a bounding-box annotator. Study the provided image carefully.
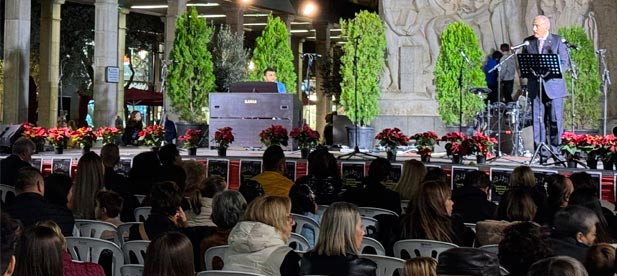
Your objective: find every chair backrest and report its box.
[74,219,120,245]
[464,223,477,233]
[66,237,124,276]
[134,194,146,205]
[288,232,311,251]
[316,205,329,217]
[499,266,510,276]
[120,264,144,276]
[122,240,150,264]
[361,237,386,256]
[0,184,15,204]
[479,244,499,255]
[291,214,320,243]
[133,207,151,222]
[196,271,266,276]
[393,239,459,259]
[400,200,409,214]
[117,222,142,245]
[204,245,229,271]
[357,207,399,218]
[361,216,379,237]
[359,254,405,276]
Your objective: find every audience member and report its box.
[100,143,139,222]
[0,137,34,187]
[423,167,447,184]
[13,226,64,276]
[551,205,599,262]
[1,214,20,276]
[185,175,227,227]
[499,188,538,222]
[143,232,194,276]
[182,160,207,197]
[128,151,162,195]
[528,256,589,276]
[158,144,187,191]
[200,190,247,271]
[121,110,142,146]
[451,170,496,223]
[294,147,342,205]
[569,171,597,193]
[94,190,124,240]
[345,158,402,215]
[299,202,376,276]
[570,189,615,243]
[129,181,186,240]
[43,173,72,208]
[71,152,105,219]
[436,247,500,276]
[498,222,552,276]
[238,178,265,204]
[399,180,475,247]
[546,174,574,226]
[5,167,74,236]
[251,145,294,196]
[289,184,320,248]
[497,165,548,224]
[584,243,616,276]
[394,159,426,201]
[224,195,300,276]
[403,257,437,276]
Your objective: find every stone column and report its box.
[2,0,30,124]
[117,8,129,122]
[92,0,118,128]
[38,0,64,127]
[313,22,331,138]
[222,3,245,34]
[291,37,303,99]
[164,0,187,60]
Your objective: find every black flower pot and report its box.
[217,147,227,157]
[300,148,310,159]
[420,155,431,163]
[386,149,396,162]
[188,147,197,156]
[586,158,598,170]
[476,155,487,164]
[54,147,64,154]
[452,155,463,164]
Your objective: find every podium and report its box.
[209,93,303,150]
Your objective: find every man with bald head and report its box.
[522,15,570,160]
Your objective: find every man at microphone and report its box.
[521,15,570,159]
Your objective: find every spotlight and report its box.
[301,1,318,17]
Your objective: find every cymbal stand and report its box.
[488,51,517,157]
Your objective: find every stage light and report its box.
[300,1,318,17]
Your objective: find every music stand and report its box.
[228,82,278,93]
[517,53,566,166]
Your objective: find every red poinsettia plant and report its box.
[71,127,98,148]
[411,131,440,157]
[375,128,410,150]
[598,134,617,162]
[290,124,320,149]
[47,127,71,148]
[179,129,203,149]
[441,131,471,156]
[259,125,289,147]
[21,123,48,144]
[560,132,583,160]
[97,127,122,144]
[138,125,165,147]
[214,127,234,149]
[469,131,498,157]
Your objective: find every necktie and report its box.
[539,39,545,53]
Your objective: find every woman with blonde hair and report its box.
[497,165,548,224]
[71,151,105,219]
[403,257,437,276]
[299,202,376,276]
[223,195,300,276]
[394,159,426,200]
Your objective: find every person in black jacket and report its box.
[299,202,377,276]
[158,144,187,191]
[294,147,342,205]
[100,143,139,222]
[452,170,497,223]
[550,205,599,263]
[0,137,35,187]
[5,167,75,237]
[343,158,401,215]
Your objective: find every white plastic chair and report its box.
[74,219,120,245]
[316,205,329,217]
[133,207,151,222]
[120,264,144,276]
[499,266,510,276]
[288,232,311,251]
[66,237,124,276]
[359,254,405,276]
[0,184,15,204]
[357,207,399,218]
[393,239,459,259]
[117,222,142,245]
[400,200,410,214]
[479,244,499,255]
[196,271,266,276]
[361,237,386,256]
[361,216,379,237]
[464,223,477,233]
[204,245,229,271]
[134,194,146,204]
[291,213,320,244]
[122,240,150,264]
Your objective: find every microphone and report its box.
[510,41,530,50]
[459,49,471,65]
[301,53,322,60]
[561,38,578,50]
[596,49,606,54]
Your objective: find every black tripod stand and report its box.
[339,37,377,160]
[487,51,518,158]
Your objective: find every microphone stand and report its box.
[598,50,611,135]
[566,46,578,132]
[488,51,517,158]
[58,56,69,127]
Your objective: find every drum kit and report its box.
[470,87,532,156]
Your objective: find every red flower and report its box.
[138,125,166,147]
[179,129,203,148]
[260,125,289,147]
[71,127,98,147]
[47,127,71,147]
[411,131,440,157]
[21,122,48,143]
[375,128,410,150]
[290,124,320,149]
[97,127,122,144]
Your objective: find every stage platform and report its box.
[3,146,616,204]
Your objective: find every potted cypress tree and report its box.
[249,15,297,92]
[434,22,486,127]
[211,24,249,92]
[339,10,387,149]
[166,7,215,133]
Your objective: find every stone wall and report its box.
[377,0,615,135]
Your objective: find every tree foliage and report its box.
[339,11,386,126]
[434,22,486,126]
[167,7,215,122]
[557,27,601,130]
[60,3,95,97]
[249,15,296,93]
[320,46,343,100]
[211,24,249,92]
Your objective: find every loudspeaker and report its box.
[0,124,25,149]
[332,115,353,146]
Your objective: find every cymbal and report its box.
[469,88,492,95]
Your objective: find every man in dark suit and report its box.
[0,137,35,186]
[522,15,570,157]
